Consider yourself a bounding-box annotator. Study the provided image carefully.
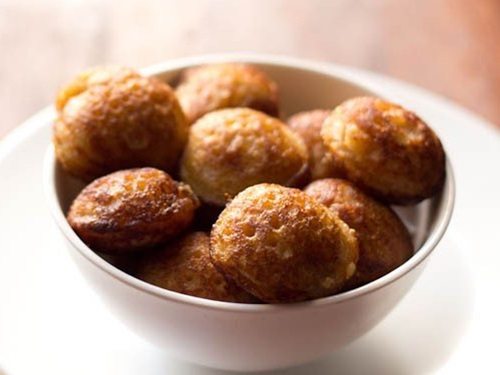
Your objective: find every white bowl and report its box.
[43,55,455,372]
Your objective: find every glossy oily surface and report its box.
[67,168,199,253]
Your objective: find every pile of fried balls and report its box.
[54,63,445,303]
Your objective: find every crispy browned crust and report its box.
[287,109,344,181]
[321,97,446,204]
[180,108,308,206]
[67,168,200,253]
[175,63,279,124]
[305,178,414,289]
[53,66,188,181]
[210,184,359,303]
[135,232,256,302]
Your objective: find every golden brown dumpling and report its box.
[181,108,308,206]
[67,168,199,253]
[136,232,256,302]
[287,109,343,181]
[175,63,279,124]
[54,66,188,181]
[321,97,445,204]
[210,184,359,303]
[305,178,413,289]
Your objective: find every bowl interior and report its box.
[51,58,453,307]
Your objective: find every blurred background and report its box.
[1,0,499,137]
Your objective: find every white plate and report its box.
[0,61,499,375]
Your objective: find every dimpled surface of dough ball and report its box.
[287,109,344,181]
[210,184,359,303]
[321,97,445,204]
[67,168,199,253]
[54,66,188,181]
[175,63,279,124]
[181,108,308,206]
[136,232,256,303]
[305,178,414,289]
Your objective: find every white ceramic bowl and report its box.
[43,55,455,372]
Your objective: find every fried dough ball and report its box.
[175,63,279,124]
[210,184,359,303]
[54,66,188,181]
[321,97,445,204]
[287,109,344,181]
[67,168,199,253]
[305,178,413,289]
[136,232,256,302]
[181,108,308,206]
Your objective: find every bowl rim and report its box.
[43,53,456,313]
